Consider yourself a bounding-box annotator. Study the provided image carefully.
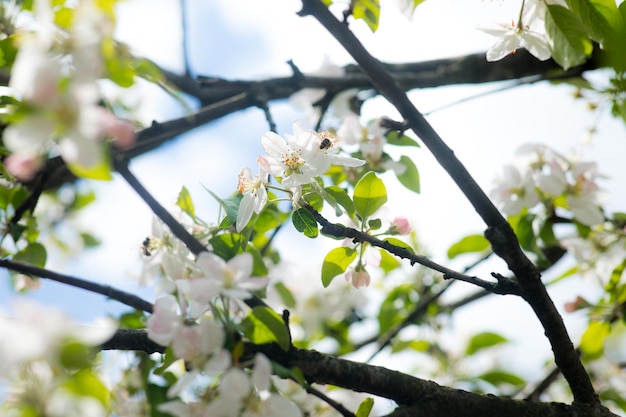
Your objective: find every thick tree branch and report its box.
[0,259,153,313]
[102,329,618,417]
[298,0,599,407]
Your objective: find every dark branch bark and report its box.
[101,329,618,417]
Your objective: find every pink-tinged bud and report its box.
[391,216,412,235]
[97,108,136,149]
[346,267,371,288]
[4,154,43,181]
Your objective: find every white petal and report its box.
[237,193,256,232]
[486,34,522,61]
[521,31,551,60]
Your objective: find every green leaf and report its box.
[13,243,47,267]
[80,232,101,248]
[368,218,382,230]
[324,185,355,216]
[353,171,387,218]
[395,155,420,193]
[383,237,415,254]
[321,246,357,287]
[385,131,420,147]
[60,340,96,369]
[63,369,110,406]
[545,4,593,69]
[355,397,375,417]
[243,306,290,351]
[176,186,195,218]
[466,332,508,355]
[476,370,525,387]
[352,0,380,32]
[447,234,490,259]
[378,248,400,273]
[67,153,113,181]
[565,0,622,45]
[580,320,611,359]
[292,208,318,238]
[209,233,244,261]
[274,282,296,309]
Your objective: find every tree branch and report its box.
[305,205,520,295]
[101,329,618,417]
[0,259,153,313]
[298,0,599,407]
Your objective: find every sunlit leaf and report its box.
[476,370,525,387]
[447,234,490,259]
[274,282,296,308]
[243,306,290,351]
[354,171,387,218]
[176,186,195,218]
[352,0,380,32]
[580,320,611,359]
[545,4,592,69]
[386,131,420,147]
[466,332,508,355]
[321,246,357,287]
[13,243,47,267]
[355,397,375,417]
[325,185,355,216]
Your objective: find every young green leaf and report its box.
[13,243,47,267]
[466,332,508,355]
[321,247,357,287]
[447,234,490,259]
[395,155,420,193]
[243,306,290,351]
[176,186,195,218]
[352,0,380,32]
[324,186,355,216]
[354,171,387,218]
[476,370,525,387]
[292,208,318,238]
[386,131,420,147]
[355,397,375,417]
[580,320,611,360]
[274,282,297,309]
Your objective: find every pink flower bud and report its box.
[391,216,412,235]
[346,267,371,288]
[4,154,43,181]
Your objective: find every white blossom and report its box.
[236,164,269,232]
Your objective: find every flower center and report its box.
[281,148,304,176]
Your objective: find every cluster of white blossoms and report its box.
[140,214,305,416]
[477,0,566,62]
[236,120,365,232]
[2,0,135,180]
[491,144,604,226]
[0,300,116,417]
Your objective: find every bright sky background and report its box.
[2,0,626,405]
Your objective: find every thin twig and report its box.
[0,259,153,313]
[306,385,357,417]
[305,205,520,295]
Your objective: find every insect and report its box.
[319,131,335,151]
[141,237,153,257]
